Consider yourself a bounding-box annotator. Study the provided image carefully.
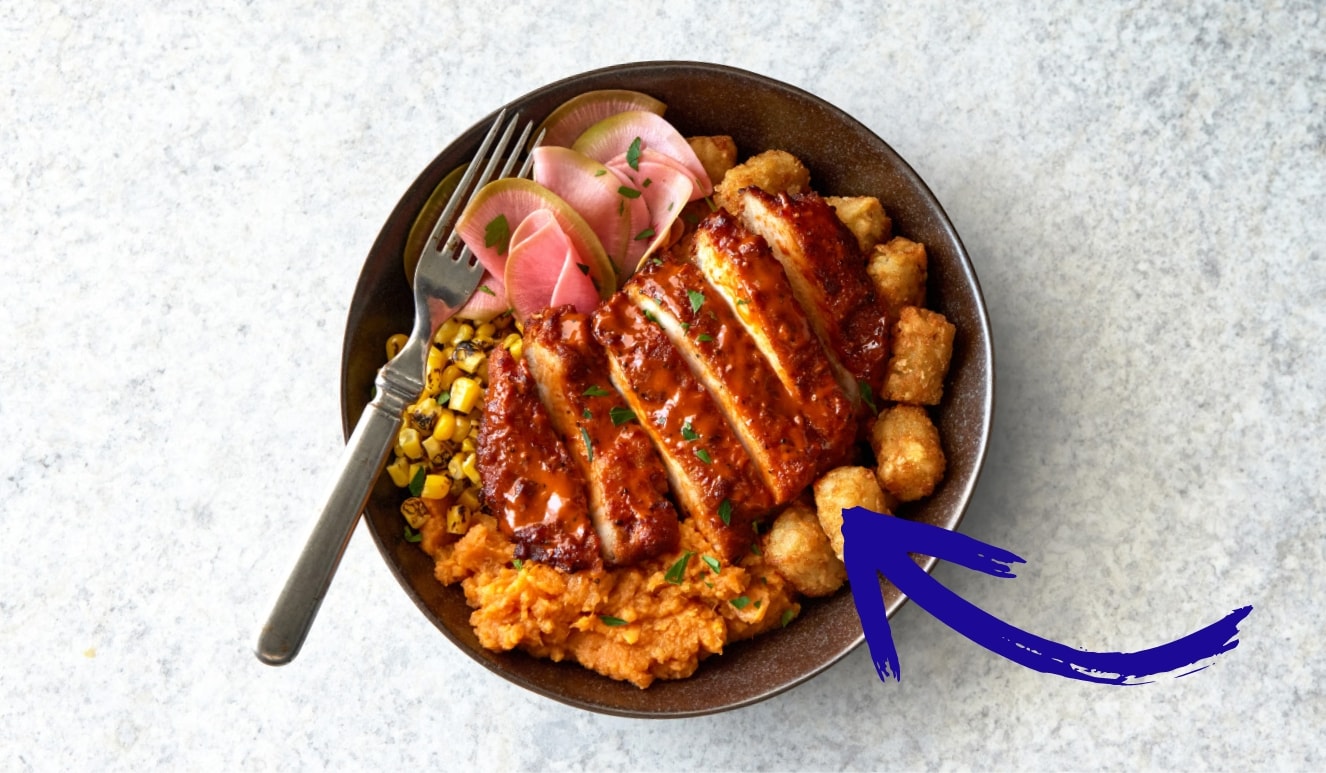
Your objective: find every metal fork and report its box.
[255,110,535,665]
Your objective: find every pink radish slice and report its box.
[610,147,708,204]
[607,151,694,264]
[451,270,508,322]
[548,244,601,313]
[535,89,667,149]
[455,178,616,299]
[571,111,713,198]
[532,146,649,279]
[504,210,595,322]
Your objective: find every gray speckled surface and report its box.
[2,1,1322,770]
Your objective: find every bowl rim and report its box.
[341,60,994,717]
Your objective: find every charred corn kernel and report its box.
[501,333,522,351]
[461,452,481,485]
[446,504,470,534]
[449,377,482,413]
[452,412,473,441]
[421,435,447,464]
[447,454,466,481]
[451,323,475,345]
[427,346,446,373]
[475,322,497,342]
[439,364,464,392]
[457,486,481,511]
[386,455,412,487]
[409,397,440,435]
[452,343,485,374]
[515,318,524,334]
[385,333,408,360]
[420,474,451,500]
[460,436,477,454]
[432,408,457,442]
[425,368,446,396]
[400,497,429,529]
[434,318,461,346]
[508,339,523,359]
[476,358,490,383]
[398,428,424,460]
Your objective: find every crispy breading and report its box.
[761,501,847,597]
[713,150,810,214]
[687,135,739,186]
[867,236,928,327]
[869,405,946,502]
[826,195,892,254]
[882,306,955,406]
[812,466,891,562]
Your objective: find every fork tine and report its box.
[423,108,508,256]
[436,113,527,256]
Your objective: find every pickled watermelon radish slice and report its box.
[531,145,650,279]
[455,178,617,299]
[503,210,599,322]
[607,150,695,263]
[535,89,667,149]
[572,111,712,198]
[451,270,509,322]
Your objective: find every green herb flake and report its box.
[594,168,607,177]
[436,390,450,405]
[642,308,660,325]
[718,499,732,526]
[858,379,879,415]
[750,541,762,556]
[754,599,762,609]
[664,551,694,585]
[730,595,751,610]
[642,177,652,188]
[701,555,721,574]
[687,289,705,315]
[618,185,642,199]
[484,214,511,256]
[705,195,718,212]
[696,334,714,343]
[626,137,643,170]
[403,524,422,543]
[512,558,524,570]
[780,609,796,627]
[695,448,712,464]
[408,466,426,497]
[681,321,691,331]
[609,406,637,426]
[582,408,592,419]
[633,227,656,242]
[649,257,665,267]
[580,426,594,463]
[736,298,749,306]
[599,615,628,627]
[477,284,496,296]
[681,421,699,442]
[582,385,611,397]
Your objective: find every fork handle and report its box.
[254,373,414,665]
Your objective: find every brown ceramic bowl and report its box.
[341,61,993,717]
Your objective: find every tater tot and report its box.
[867,236,928,324]
[713,150,810,214]
[826,196,892,254]
[812,466,892,562]
[687,135,739,186]
[882,306,955,406]
[870,405,946,502]
[761,502,847,597]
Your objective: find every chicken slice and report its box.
[689,211,856,469]
[623,258,819,503]
[734,188,891,405]
[476,348,601,572]
[523,306,681,566]
[592,293,772,562]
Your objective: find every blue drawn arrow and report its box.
[841,506,1253,684]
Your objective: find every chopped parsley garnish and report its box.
[618,185,642,199]
[408,466,426,496]
[718,499,732,526]
[477,284,496,296]
[695,448,712,464]
[665,551,693,584]
[436,389,450,404]
[736,298,749,306]
[754,599,762,609]
[633,227,656,241]
[580,426,594,462]
[780,609,796,627]
[649,257,665,267]
[484,214,511,255]
[403,524,422,543]
[609,406,636,426]
[730,595,751,610]
[642,308,660,325]
[687,289,705,315]
[582,408,592,419]
[642,178,652,187]
[512,558,524,569]
[599,615,628,627]
[750,541,762,556]
[696,333,713,343]
[582,385,611,397]
[701,555,721,574]
[704,196,718,212]
[626,137,643,170]
[594,168,607,177]
[680,421,699,441]
[858,379,879,415]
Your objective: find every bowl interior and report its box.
[341,61,993,717]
